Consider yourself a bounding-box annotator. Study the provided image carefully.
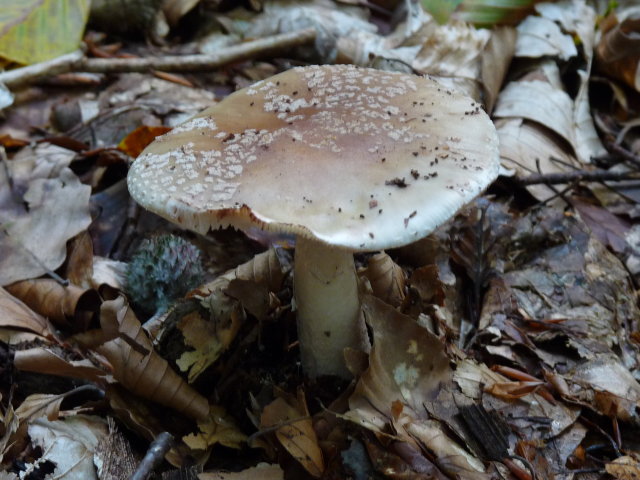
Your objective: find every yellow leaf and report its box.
[0,0,89,65]
[183,406,246,451]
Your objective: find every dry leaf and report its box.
[0,287,53,338]
[65,231,95,289]
[568,355,640,422]
[360,252,406,308]
[15,393,66,422]
[198,463,284,480]
[0,167,91,285]
[350,295,452,419]
[117,125,172,158]
[96,296,210,420]
[595,10,640,92]
[606,455,640,479]
[183,405,247,451]
[6,279,100,330]
[496,117,579,201]
[261,390,324,478]
[26,416,107,480]
[516,15,577,60]
[13,347,105,384]
[176,249,284,382]
[480,26,517,114]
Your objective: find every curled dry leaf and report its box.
[6,279,100,331]
[13,348,104,384]
[260,390,324,478]
[360,252,406,308]
[97,296,210,420]
[0,287,53,338]
[595,10,640,92]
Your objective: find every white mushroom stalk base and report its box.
[294,236,369,379]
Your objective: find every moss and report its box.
[126,234,204,316]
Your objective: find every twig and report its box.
[0,28,317,88]
[515,169,640,186]
[130,431,174,480]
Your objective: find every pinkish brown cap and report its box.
[127,65,499,250]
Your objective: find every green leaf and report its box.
[0,0,89,65]
[422,0,537,26]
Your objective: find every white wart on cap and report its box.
[128,65,500,378]
[127,64,500,251]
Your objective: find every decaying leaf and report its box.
[183,405,247,451]
[260,390,324,478]
[96,296,210,420]
[26,415,107,479]
[347,296,486,476]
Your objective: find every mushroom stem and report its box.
[294,236,368,378]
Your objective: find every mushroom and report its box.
[127,65,500,379]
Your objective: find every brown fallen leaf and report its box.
[260,389,324,478]
[96,296,210,420]
[0,287,53,338]
[360,252,406,308]
[65,231,95,289]
[198,463,284,480]
[13,347,105,384]
[606,455,640,480]
[15,391,74,422]
[6,279,100,331]
[596,11,640,92]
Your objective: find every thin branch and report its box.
[515,169,640,186]
[0,28,317,88]
[130,431,174,480]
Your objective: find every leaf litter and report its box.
[1,0,640,478]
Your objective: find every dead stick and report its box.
[515,169,640,186]
[130,431,174,480]
[0,28,317,88]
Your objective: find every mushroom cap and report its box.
[128,65,499,251]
